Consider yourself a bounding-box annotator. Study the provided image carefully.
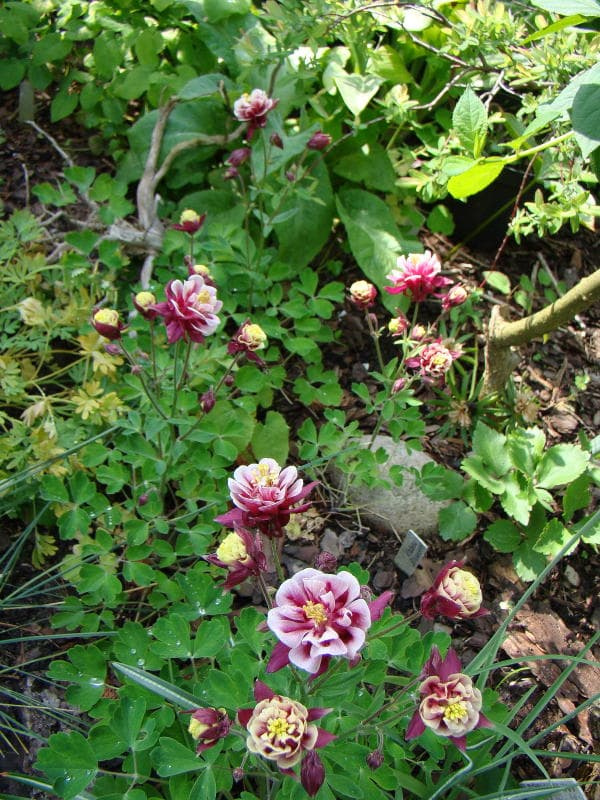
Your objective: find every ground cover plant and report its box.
[1,0,600,798]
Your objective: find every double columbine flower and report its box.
[349,280,377,310]
[420,561,488,621]
[385,251,451,303]
[233,89,278,139]
[238,681,334,796]
[173,209,206,234]
[215,458,317,537]
[152,275,222,344]
[132,291,158,320]
[92,308,126,340]
[266,568,392,674]
[187,707,231,752]
[406,647,491,750]
[227,320,268,365]
[204,528,267,590]
[405,339,461,383]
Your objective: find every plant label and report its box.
[520,779,586,800]
[394,529,428,576]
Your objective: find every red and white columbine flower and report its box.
[204,527,267,590]
[92,308,126,340]
[406,647,491,751]
[385,251,451,303]
[238,681,334,796]
[405,338,461,383]
[173,209,206,234]
[266,568,393,674]
[233,89,278,139]
[227,320,267,365]
[420,561,488,621]
[349,280,377,310]
[132,291,158,320]
[215,458,317,537]
[442,284,469,312]
[152,275,222,344]
[186,707,231,752]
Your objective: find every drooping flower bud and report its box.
[227,320,267,365]
[227,147,251,167]
[285,170,295,182]
[349,280,377,310]
[366,749,384,769]
[201,388,216,414]
[173,209,206,234]
[224,166,239,180]
[188,263,214,285]
[138,493,149,507]
[391,377,406,394]
[92,308,126,340]
[410,324,428,341]
[388,313,409,336]
[301,750,326,797]
[270,132,284,149]
[420,561,487,620]
[307,131,332,151]
[187,707,231,752]
[232,767,244,782]
[103,342,123,355]
[442,284,469,312]
[133,291,158,320]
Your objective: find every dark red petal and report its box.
[314,728,336,748]
[450,735,467,751]
[254,680,275,702]
[438,647,462,681]
[307,707,333,722]
[266,641,290,673]
[237,708,253,727]
[477,713,493,729]
[214,508,244,527]
[405,710,426,740]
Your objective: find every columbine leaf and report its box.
[535,444,590,488]
[35,732,98,799]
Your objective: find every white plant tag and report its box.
[394,529,427,576]
[520,779,586,800]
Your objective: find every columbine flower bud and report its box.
[227,147,251,167]
[301,750,326,797]
[92,308,125,340]
[349,280,377,310]
[103,342,123,355]
[420,561,487,620]
[366,749,384,769]
[232,768,244,782]
[270,132,284,149]
[138,493,149,507]
[204,528,266,590]
[391,378,406,394]
[442,284,469,312]
[173,209,206,234]
[187,707,231,752]
[188,263,214,285]
[314,551,337,573]
[224,374,234,387]
[224,166,239,180]
[227,320,267,365]
[201,388,216,414]
[410,324,427,341]
[133,291,158,320]
[285,170,295,182]
[307,131,332,151]
[388,313,409,336]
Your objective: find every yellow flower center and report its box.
[253,462,279,487]
[242,323,267,349]
[94,309,119,326]
[196,289,211,305]
[455,570,481,603]
[216,532,248,565]
[192,264,211,277]
[443,700,468,723]
[180,209,201,224]
[303,601,327,624]
[267,717,291,738]
[135,291,156,309]
[431,353,449,367]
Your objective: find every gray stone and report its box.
[327,435,451,538]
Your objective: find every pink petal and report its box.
[368,590,394,622]
[266,641,291,673]
[314,728,336,748]
[288,642,322,673]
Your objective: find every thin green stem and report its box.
[270,538,285,585]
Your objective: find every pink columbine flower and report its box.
[92,308,126,340]
[227,320,268,366]
[186,707,231,753]
[266,568,393,674]
[204,527,267,590]
[173,209,206,234]
[442,284,469,312]
[405,339,461,383]
[420,561,488,621]
[406,647,491,751]
[385,251,451,303]
[233,89,278,139]
[349,280,377,310]
[152,275,222,344]
[215,458,317,537]
[307,131,331,151]
[238,680,335,795]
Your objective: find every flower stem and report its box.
[270,538,285,585]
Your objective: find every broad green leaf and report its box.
[151,613,192,659]
[483,270,511,295]
[333,142,396,192]
[192,768,217,800]
[484,520,522,553]
[368,45,412,83]
[193,617,230,659]
[571,83,600,157]
[51,89,78,122]
[35,732,98,799]
[203,0,251,22]
[416,463,464,501]
[438,501,477,541]
[513,544,547,582]
[48,645,106,711]
[251,411,289,464]
[540,62,600,121]
[112,662,199,710]
[114,66,153,101]
[452,87,488,157]
[563,474,591,521]
[134,29,163,68]
[471,422,511,476]
[32,33,72,65]
[152,737,203,776]
[0,58,26,89]
[178,73,229,100]
[533,519,573,556]
[333,72,382,116]
[531,0,600,14]
[448,159,505,199]
[500,473,533,525]
[535,444,590,488]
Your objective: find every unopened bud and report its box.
[224,166,239,180]
[224,375,234,387]
[270,132,284,149]
[232,768,244,782]
[410,324,427,341]
[366,749,384,769]
[138,493,149,507]
[314,551,337,573]
[392,378,406,394]
[307,131,332,151]
[227,147,251,167]
[285,170,295,182]
[201,388,216,413]
[131,364,142,375]
[359,585,374,603]
[103,343,122,355]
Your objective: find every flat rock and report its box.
[327,435,451,538]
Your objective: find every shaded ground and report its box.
[1,92,599,797]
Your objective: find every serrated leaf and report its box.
[438,501,477,541]
[151,613,192,658]
[535,444,590,488]
[500,474,532,525]
[251,411,289,465]
[452,87,488,156]
[533,519,572,556]
[513,544,548,582]
[472,422,511,475]
[48,645,106,711]
[35,732,98,799]
[484,520,522,553]
[563,474,591,521]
